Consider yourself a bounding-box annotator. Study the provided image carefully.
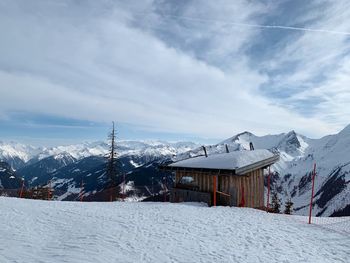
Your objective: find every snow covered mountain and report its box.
[1,125,349,216]
[0,140,198,170]
[18,153,77,186]
[0,161,22,189]
[0,141,42,169]
[180,125,350,216]
[0,140,197,201]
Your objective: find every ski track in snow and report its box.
[0,197,349,263]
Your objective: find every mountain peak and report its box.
[276,130,301,153]
[286,130,297,135]
[339,124,350,135]
[236,131,254,137]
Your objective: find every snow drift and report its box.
[0,197,348,263]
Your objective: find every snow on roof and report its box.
[169,149,278,173]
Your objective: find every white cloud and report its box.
[261,0,350,132]
[0,0,347,140]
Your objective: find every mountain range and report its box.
[0,125,349,216]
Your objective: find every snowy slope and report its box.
[0,197,348,263]
[18,153,77,186]
[0,162,23,189]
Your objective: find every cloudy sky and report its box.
[0,0,349,145]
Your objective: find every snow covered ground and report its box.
[0,197,349,263]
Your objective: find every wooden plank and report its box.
[254,171,258,207]
[200,172,204,191]
[236,177,240,207]
[217,190,230,197]
[228,176,230,193]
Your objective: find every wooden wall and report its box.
[174,169,264,208]
[175,171,214,192]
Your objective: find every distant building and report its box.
[163,149,279,207]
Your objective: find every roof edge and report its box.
[235,154,279,175]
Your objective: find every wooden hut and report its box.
[163,149,279,207]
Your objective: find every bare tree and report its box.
[107,122,118,201]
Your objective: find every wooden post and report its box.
[266,166,271,212]
[308,163,317,224]
[213,175,217,207]
[19,178,25,198]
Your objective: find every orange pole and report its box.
[308,163,317,224]
[163,177,166,202]
[213,175,217,207]
[123,173,125,202]
[80,180,84,202]
[47,180,51,201]
[19,179,25,198]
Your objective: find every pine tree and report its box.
[271,192,281,213]
[284,198,294,215]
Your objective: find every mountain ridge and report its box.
[1,125,349,216]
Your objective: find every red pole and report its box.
[213,175,217,207]
[122,173,126,201]
[80,180,84,202]
[163,177,166,202]
[266,166,271,212]
[47,180,51,201]
[308,163,317,224]
[19,179,25,198]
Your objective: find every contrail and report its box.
[159,13,350,36]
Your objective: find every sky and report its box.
[0,0,349,146]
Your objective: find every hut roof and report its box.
[167,149,279,175]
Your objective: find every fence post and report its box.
[308,163,317,224]
[266,166,271,212]
[19,178,25,198]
